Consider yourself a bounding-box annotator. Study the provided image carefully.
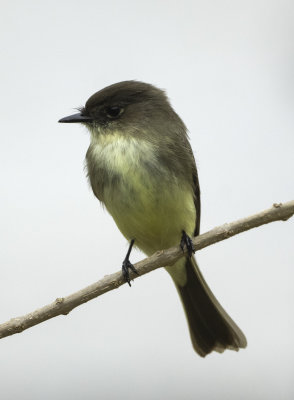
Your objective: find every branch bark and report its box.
[1,201,293,339]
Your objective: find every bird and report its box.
[59,80,247,357]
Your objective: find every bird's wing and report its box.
[192,168,201,237]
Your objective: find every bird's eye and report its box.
[105,106,124,119]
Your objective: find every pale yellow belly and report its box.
[103,174,196,256]
[89,133,196,257]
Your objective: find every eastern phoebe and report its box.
[59,81,247,357]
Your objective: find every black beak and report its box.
[58,112,93,123]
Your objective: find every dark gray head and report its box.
[59,80,196,205]
[59,80,186,135]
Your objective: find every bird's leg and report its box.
[122,239,139,286]
[180,230,195,257]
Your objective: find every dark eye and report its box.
[105,106,124,119]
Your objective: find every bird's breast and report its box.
[86,132,196,254]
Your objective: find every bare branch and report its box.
[1,200,293,339]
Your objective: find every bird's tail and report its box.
[169,257,247,357]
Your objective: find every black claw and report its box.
[121,239,139,286]
[122,260,138,286]
[180,230,195,257]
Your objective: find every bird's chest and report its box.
[86,134,162,208]
[86,134,195,254]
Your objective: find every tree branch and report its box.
[1,201,293,339]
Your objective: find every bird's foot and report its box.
[180,230,195,257]
[122,259,138,287]
[121,239,139,286]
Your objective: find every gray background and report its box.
[0,1,293,399]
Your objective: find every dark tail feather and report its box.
[174,257,247,357]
